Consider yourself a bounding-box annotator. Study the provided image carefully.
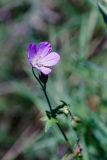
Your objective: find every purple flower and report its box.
[28,42,60,75]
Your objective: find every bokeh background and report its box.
[0,0,107,159]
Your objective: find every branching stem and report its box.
[32,67,69,143]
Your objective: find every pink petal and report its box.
[37,42,52,58]
[38,52,60,67]
[28,43,37,64]
[28,43,37,59]
[35,65,52,75]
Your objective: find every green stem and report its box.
[32,67,43,89]
[56,123,68,142]
[32,67,70,143]
[43,84,53,113]
[32,67,53,113]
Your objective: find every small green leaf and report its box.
[98,1,107,24]
[44,118,58,132]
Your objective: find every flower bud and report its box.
[71,116,81,129]
[75,146,82,157]
[39,72,48,84]
[60,106,69,115]
[71,120,78,129]
[73,116,81,123]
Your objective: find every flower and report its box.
[28,42,60,75]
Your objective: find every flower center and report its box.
[32,56,43,67]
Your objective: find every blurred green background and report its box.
[0,0,107,159]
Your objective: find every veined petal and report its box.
[38,52,60,67]
[37,42,52,58]
[27,41,60,75]
[35,65,52,75]
[28,43,37,63]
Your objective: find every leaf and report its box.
[44,118,58,132]
[97,1,107,24]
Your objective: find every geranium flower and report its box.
[28,42,60,75]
